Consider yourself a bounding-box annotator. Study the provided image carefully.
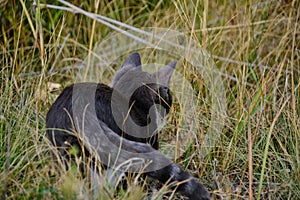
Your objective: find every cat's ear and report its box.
[112,53,142,87]
[121,52,142,68]
[156,61,177,86]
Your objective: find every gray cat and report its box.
[46,53,210,200]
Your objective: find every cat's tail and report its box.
[76,105,210,200]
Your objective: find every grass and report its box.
[1,0,299,199]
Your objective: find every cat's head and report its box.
[111,52,177,128]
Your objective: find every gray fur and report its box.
[46,53,210,200]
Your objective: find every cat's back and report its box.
[46,82,112,128]
[47,82,111,110]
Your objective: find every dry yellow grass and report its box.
[0,0,299,199]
